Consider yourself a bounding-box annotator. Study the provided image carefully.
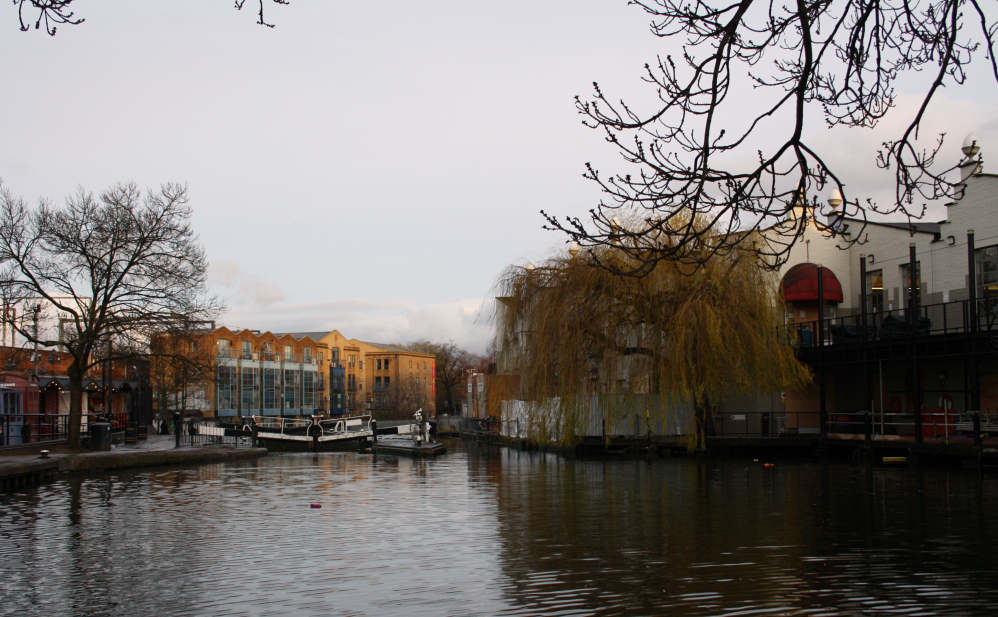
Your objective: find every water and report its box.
[2,440,997,616]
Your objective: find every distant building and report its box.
[159,327,436,419]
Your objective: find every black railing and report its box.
[781,298,998,347]
[177,417,253,448]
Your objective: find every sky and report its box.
[2,1,996,353]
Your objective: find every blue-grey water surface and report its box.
[2,440,997,616]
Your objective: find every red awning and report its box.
[782,264,843,302]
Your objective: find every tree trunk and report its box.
[67,360,86,448]
[693,397,717,449]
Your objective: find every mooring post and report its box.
[173,412,181,448]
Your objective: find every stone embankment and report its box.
[1,435,266,491]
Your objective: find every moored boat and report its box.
[195,415,374,452]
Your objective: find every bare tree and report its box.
[379,374,432,421]
[0,180,224,447]
[543,0,998,275]
[15,0,289,35]
[149,326,218,420]
[407,339,487,414]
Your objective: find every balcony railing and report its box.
[781,298,998,347]
[222,350,320,364]
[373,383,391,392]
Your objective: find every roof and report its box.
[361,342,418,354]
[863,220,942,236]
[272,331,334,341]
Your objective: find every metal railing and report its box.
[711,411,821,437]
[825,408,998,441]
[177,417,253,447]
[781,298,998,347]
[223,350,320,364]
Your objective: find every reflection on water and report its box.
[1,440,996,616]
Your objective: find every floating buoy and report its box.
[763,463,775,467]
[310,504,321,508]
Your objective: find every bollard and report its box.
[370,418,378,446]
[174,412,182,448]
[251,425,259,449]
[39,450,49,459]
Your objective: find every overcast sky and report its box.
[3,1,996,353]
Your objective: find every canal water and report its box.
[2,440,997,616]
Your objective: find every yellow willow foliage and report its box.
[492,227,811,447]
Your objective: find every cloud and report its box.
[219,297,493,354]
[209,259,285,306]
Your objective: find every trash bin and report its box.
[90,422,112,451]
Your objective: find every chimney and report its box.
[960,134,983,182]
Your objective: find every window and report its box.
[284,345,293,362]
[409,360,413,369]
[304,347,312,362]
[241,367,260,410]
[330,348,339,365]
[242,340,252,359]
[263,369,279,410]
[303,371,317,410]
[976,245,998,303]
[900,262,922,308]
[867,269,884,314]
[218,339,230,353]
[376,359,382,370]
[216,365,237,410]
[375,376,382,391]
[359,360,363,369]
[191,340,198,352]
[383,376,390,389]
[384,359,390,370]
[319,352,323,363]
[284,369,300,409]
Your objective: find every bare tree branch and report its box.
[544,0,997,275]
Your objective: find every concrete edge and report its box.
[57,447,268,474]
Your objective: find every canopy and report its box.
[782,264,843,302]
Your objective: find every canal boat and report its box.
[195,415,375,452]
[371,409,447,457]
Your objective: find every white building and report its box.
[723,134,998,440]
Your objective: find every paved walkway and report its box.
[0,433,266,484]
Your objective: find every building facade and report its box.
[719,136,998,440]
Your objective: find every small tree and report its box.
[380,374,432,421]
[0,180,224,447]
[492,218,811,447]
[149,327,218,419]
[407,340,486,414]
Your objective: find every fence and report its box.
[176,417,254,447]
[824,407,998,442]
[782,298,998,347]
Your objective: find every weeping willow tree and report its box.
[492,221,810,449]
